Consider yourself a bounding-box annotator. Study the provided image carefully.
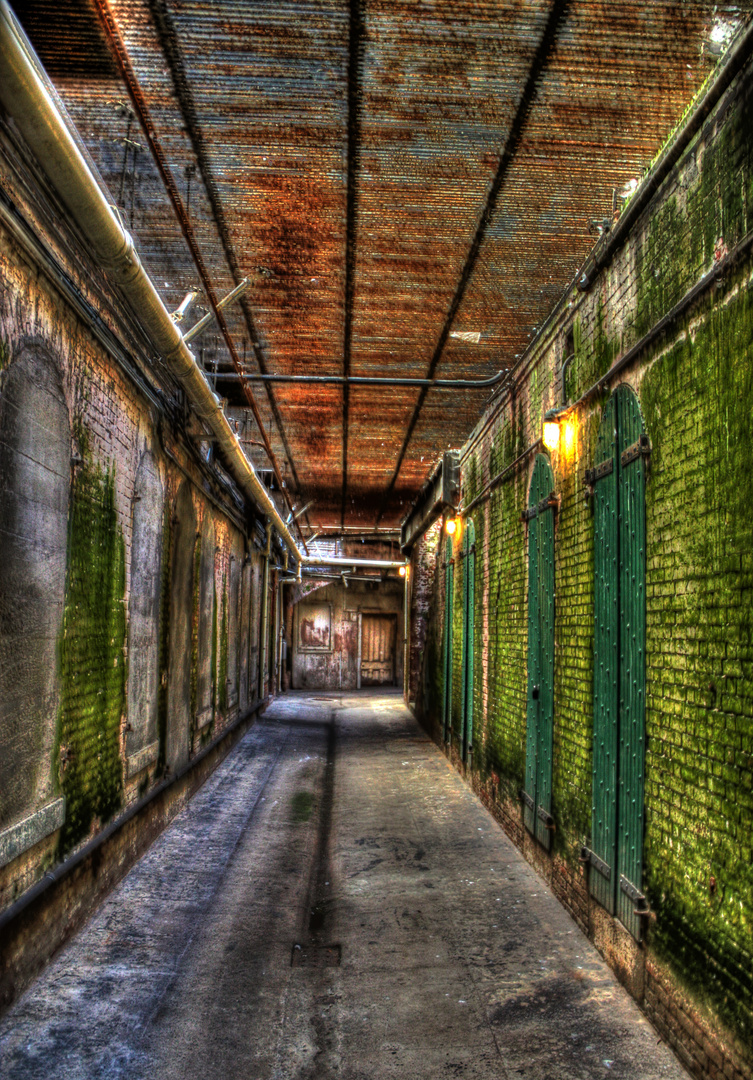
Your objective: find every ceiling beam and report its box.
[340,0,364,528]
[93,0,306,534]
[144,0,304,502]
[374,0,571,526]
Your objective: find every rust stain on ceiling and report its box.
[12,0,751,532]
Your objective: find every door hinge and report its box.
[537,805,555,830]
[584,458,614,486]
[619,874,650,914]
[621,433,651,468]
[521,491,559,523]
[579,845,611,880]
[519,788,535,812]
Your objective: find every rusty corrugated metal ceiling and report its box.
[12,0,752,533]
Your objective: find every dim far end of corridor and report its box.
[0,1,752,1079]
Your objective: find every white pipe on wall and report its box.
[0,2,408,576]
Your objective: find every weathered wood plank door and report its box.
[523,455,555,851]
[591,384,648,940]
[360,614,397,686]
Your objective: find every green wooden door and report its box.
[524,455,555,851]
[461,520,476,764]
[591,385,647,940]
[442,536,454,744]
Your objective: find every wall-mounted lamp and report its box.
[445,516,459,536]
[542,407,568,453]
[399,565,407,578]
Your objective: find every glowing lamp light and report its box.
[542,407,568,453]
[445,516,458,536]
[399,565,407,578]
[563,418,576,458]
[542,420,560,452]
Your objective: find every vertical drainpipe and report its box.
[259,522,272,701]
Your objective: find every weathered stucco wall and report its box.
[291,580,404,691]
[412,51,753,1080]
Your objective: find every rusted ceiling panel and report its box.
[10,0,752,533]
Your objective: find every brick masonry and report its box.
[411,47,753,1080]
[0,111,276,987]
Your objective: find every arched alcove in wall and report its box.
[196,511,216,731]
[166,481,195,772]
[125,451,163,777]
[0,342,70,852]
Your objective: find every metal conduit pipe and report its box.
[211,371,506,389]
[0,4,408,574]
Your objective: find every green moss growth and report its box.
[291,791,314,823]
[639,279,753,1047]
[218,577,228,714]
[56,423,125,853]
[0,336,10,372]
[156,499,172,774]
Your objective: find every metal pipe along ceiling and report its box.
[213,372,506,388]
[0,2,406,573]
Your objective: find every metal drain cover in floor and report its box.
[291,943,342,967]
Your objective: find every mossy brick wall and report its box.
[56,431,126,853]
[0,132,272,925]
[638,279,753,1051]
[413,52,753,1077]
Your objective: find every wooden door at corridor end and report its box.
[589,384,648,942]
[361,614,397,686]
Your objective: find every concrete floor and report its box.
[0,692,689,1080]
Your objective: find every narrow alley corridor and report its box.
[0,693,687,1080]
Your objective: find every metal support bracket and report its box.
[537,805,555,830]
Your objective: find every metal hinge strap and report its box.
[519,788,535,812]
[621,433,651,468]
[619,874,649,911]
[537,805,555,829]
[579,845,611,880]
[584,458,614,486]
[521,492,559,523]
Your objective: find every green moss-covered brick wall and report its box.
[639,280,753,1045]
[412,51,753,1072]
[57,428,125,853]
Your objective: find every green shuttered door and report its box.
[443,536,454,744]
[591,385,647,940]
[461,520,475,763]
[524,456,555,851]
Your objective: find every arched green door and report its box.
[523,456,556,850]
[461,520,476,764]
[590,384,648,940]
[442,535,454,744]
